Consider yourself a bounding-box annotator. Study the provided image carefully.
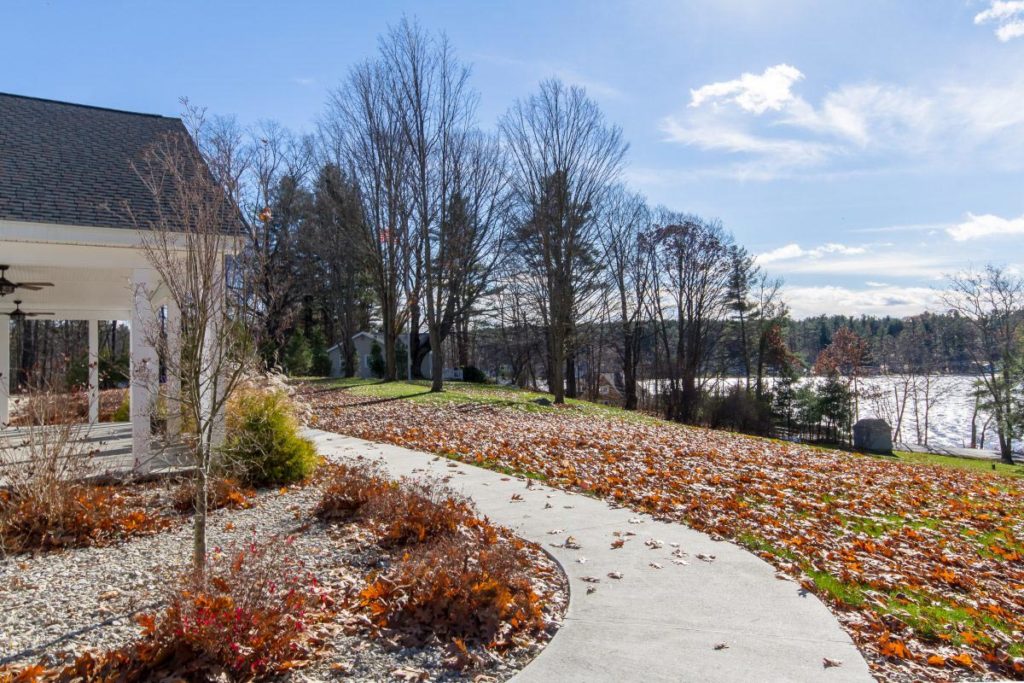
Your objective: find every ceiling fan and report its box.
[6,300,54,321]
[0,265,54,298]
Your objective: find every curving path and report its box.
[305,428,872,683]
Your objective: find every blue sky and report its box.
[4,0,1023,318]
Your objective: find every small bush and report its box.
[162,538,325,676]
[701,386,774,436]
[315,463,473,547]
[112,394,130,422]
[0,484,170,554]
[314,463,549,650]
[224,388,318,487]
[314,461,392,521]
[363,478,474,547]
[0,538,327,680]
[461,365,488,384]
[1,393,169,554]
[361,522,543,647]
[171,476,254,514]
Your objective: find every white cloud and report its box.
[947,212,1024,241]
[974,1,1024,41]
[660,118,833,160]
[784,284,942,319]
[689,64,804,114]
[756,242,950,279]
[756,242,866,264]
[662,63,1024,179]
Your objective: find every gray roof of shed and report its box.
[0,92,195,230]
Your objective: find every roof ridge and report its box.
[0,91,179,120]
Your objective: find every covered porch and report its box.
[0,224,190,475]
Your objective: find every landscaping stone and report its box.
[853,418,893,454]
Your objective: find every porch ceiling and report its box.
[0,263,134,319]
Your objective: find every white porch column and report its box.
[130,269,159,472]
[165,299,182,439]
[0,315,9,428]
[87,319,99,425]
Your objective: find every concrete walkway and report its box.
[305,429,872,683]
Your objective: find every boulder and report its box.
[853,418,893,454]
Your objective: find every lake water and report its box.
[641,375,1012,453]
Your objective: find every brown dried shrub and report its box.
[0,537,328,681]
[0,388,169,555]
[361,520,544,647]
[171,476,254,514]
[315,461,473,547]
[313,461,392,521]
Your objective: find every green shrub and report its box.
[112,395,130,422]
[369,341,386,378]
[309,327,333,377]
[284,329,312,376]
[224,388,317,486]
[462,365,488,384]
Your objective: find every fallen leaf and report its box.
[950,653,973,667]
[823,658,842,668]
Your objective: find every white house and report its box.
[0,93,230,472]
[327,331,433,379]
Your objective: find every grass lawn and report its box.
[305,377,658,422]
[888,449,1023,479]
[307,377,1024,479]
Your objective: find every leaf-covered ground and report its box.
[301,380,1024,682]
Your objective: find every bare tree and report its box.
[323,58,413,381]
[598,186,651,410]
[943,265,1024,463]
[650,211,734,423]
[188,110,316,368]
[133,121,253,578]
[501,80,627,403]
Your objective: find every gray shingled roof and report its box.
[0,93,195,230]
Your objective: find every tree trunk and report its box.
[410,302,422,379]
[430,324,444,392]
[193,463,209,580]
[456,316,470,368]
[565,353,577,399]
[623,329,637,410]
[549,323,565,404]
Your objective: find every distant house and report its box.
[327,331,432,379]
[596,372,625,401]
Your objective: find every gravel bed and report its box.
[0,480,567,681]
